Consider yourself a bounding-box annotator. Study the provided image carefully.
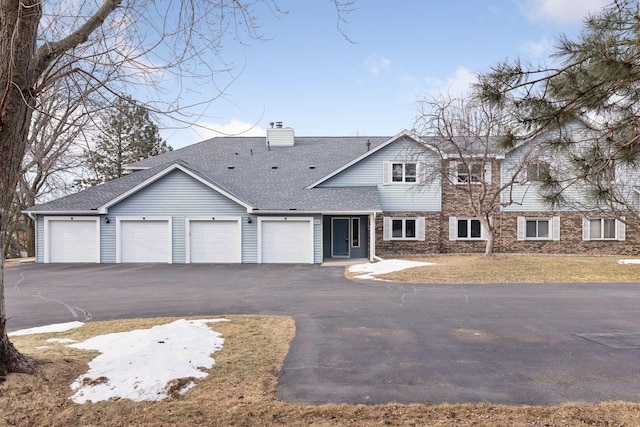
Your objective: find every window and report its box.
[392,219,416,239]
[456,162,483,184]
[383,217,425,241]
[457,218,482,239]
[527,162,550,182]
[351,218,360,247]
[517,216,560,241]
[526,219,549,238]
[583,217,625,241]
[392,162,417,183]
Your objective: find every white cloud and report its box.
[521,0,609,24]
[364,55,392,76]
[193,119,267,138]
[424,66,477,98]
[520,36,554,59]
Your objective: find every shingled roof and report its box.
[28,135,392,213]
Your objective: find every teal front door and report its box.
[332,218,350,257]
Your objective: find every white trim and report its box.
[385,217,421,240]
[116,216,173,263]
[185,216,242,263]
[582,217,626,241]
[257,216,314,264]
[306,131,440,189]
[369,213,376,261]
[99,163,253,213]
[517,217,558,241]
[450,217,486,241]
[43,216,100,263]
[250,209,382,215]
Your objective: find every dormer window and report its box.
[392,162,417,183]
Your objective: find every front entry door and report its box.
[332,218,350,257]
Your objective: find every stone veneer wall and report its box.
[375,160,640,257]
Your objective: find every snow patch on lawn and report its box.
[618,259,640,264]
[349,259,434,280]
[8,321,85,336]
[68,318,228,403]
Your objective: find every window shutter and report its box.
[517,216,526,241]
[480,220,488,240]
[448,217,457,241]
[383,217,391,240]
[417,217,426,241]
[618,217,626,241]
[552,216,561,241]
[582,217,590,241]
[416,161,425,184]
[484,163,492,184]
[382,161,391,185]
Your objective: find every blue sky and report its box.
[161,0,610,148]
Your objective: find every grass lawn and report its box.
[350,255,640,284]
[2,314,640,426]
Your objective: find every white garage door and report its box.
[188,219,241,263]
[119,219,171,263]
[260,219,313,263]
[47,218,99,263]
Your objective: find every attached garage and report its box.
[259,217,314,263]
[186,218,241,263]
[44,217,100,263]
[117,217,172,263]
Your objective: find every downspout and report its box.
[369,212,376,262]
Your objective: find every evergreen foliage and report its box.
[475,0,640,213]
[83,96,172,186]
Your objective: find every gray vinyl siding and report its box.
[322,215,368,259]
[242,217,258,263]
[318,136,441,212]
[102,170,247,263]
[314,215,322,263]
[35,215,44,263]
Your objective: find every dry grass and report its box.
[348,255,640,284]
[2,315,640,426]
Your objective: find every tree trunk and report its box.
[484,230,496,256]
[26,215,35,258]
[0,0,42,374]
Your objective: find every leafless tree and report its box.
[5,74,104,258]
[413,95,539,255]
[0,0,354,377]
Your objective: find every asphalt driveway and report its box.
[4,263,640,405]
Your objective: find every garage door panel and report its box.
[48,219,99,263]
[261,220,312,263]
[119,220,170,263]
[189,220,240,263]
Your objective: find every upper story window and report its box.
[527,162,550,182]
[452,161,490,185]
[383,161,423,185]
[456,163,482,184]
[392,162,417,183]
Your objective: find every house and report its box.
[26,123,639,264]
